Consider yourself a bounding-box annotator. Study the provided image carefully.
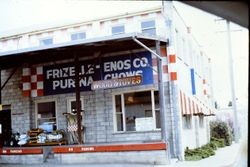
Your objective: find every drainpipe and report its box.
[132,36,170,162]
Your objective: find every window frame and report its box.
[112,89,160,132]
[111,25,125,35]
[39,37,53,46]
[67,97,84,115]
[35,99,57,131]
[70,31,86,41]
[141,19,156,36]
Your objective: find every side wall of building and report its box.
[162,2,216,160]
[172,4,214,152]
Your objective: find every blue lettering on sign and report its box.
[43,51,153,95]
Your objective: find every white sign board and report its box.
[135,117,154,131]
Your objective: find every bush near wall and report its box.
[184,137,226,161]
[210,137,225,148]
[185,143,215,161]
[210,120,233,146]
[185,120,233,161]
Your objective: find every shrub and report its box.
[184,144,215,161]
[211,137,225,148]
[207,141,217,150]
[210,121,233,146]
[185,147,202,161]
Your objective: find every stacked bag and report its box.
[28,128,44,144]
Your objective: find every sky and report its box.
[0,0,248,109]
[0,0,162,36]
[173,1,249,109]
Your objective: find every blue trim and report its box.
[190,68,196,95]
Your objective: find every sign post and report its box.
[74,54,83,144]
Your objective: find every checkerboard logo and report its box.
[22,67,44,97]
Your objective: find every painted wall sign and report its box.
[91,75,142,90]
[43,51,153,95]
[43,59,97,95]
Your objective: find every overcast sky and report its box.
[173,1,249,108]
[0,0,161,35]
[0,0,248,108]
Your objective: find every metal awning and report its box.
[0,33,167,69]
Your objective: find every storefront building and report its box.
[0,2,215,165]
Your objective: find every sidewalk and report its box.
[157,141,242,167]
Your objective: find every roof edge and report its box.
[0,33,167,57]
[0,6,162,40]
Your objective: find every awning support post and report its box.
[132,36,162,60]
[74,54,83,144]
[132,36,170,161]
[155,41,170,161]
[155,41,168,141]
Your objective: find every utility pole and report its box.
[226,20,239,143]
[214,18,240,143]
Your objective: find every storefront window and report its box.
[36,101,56,132]
[115,95,123,131]
[114,90,160,132]
[154,91,161,129]
[67,98,84,114]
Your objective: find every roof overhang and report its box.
[0,33,167,70]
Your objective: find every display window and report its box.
[113,90,160,132]
[35,100,57,132]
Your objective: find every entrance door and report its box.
[0,109,11,147]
